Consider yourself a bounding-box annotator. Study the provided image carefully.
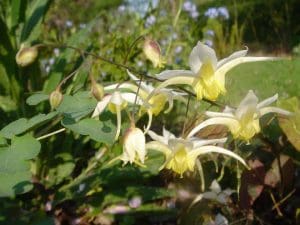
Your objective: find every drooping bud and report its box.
[16,44,38,67]
[91,82,105,101]
[143,38,165,68]
[49,89,63,109]
[122,126,146,164]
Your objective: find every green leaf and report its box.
[0,95,17,111]
[0,112,58,139]
[277,97,300,151]
[21,0,51,42]
[56,91,97,120]
[62,115,116,145]
[47,153,75,186]
[26,93,49,105]
[0,134,41,197]
[10,0,22,29]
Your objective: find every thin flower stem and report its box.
[123,35,145,64]
[36,128,66,141]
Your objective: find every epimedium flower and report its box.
[143,37,165,68]
[92,91,137,140]
[104,70,186,132]
[146,41,275,101]
[146,127,248,177]
[122,125,146,165]
[187,90,292,141]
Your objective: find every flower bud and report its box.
[49,89,63,109]
[91,83,105,101]
[16,44,38,67]
[143,38,165,68]
[122,126,146,164]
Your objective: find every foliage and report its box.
[0,1,299,225]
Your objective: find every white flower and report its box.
[202,180,235,204]
[187,90,292,141]
[122,126,146,164]
[147,41,275,101]
[146,128,248,177]
[92,91,136,140]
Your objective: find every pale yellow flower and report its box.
[187,90,292,141]
[146,128,247,177]
[147,41,275,101]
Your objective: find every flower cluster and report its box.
[89,40,291,177]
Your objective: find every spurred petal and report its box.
[156,70,195,80]
[189,146,248,168]
[257,93,278,109]
[147,130,168,144]
[192,138,227,148]
[146,141,172,156]
[144,110,153,133]
[217,48,248,68]
[259,106,292,116]
[187,117,239,138]
[145,76,195,105]
[127,70,154,92]
[189,41,217,74]
[215,56,277,88]
[205,111,235,118]
[92,95,111,117]
[114,105,122,140]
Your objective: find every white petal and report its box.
[156,70,195,80]
[146,141,172,156]
[92,95,111,117]
[205,111,235,118]
[127,70,153,92]
[110,91,124,105]
[190,146,248,168]
[145,76,195,105]
[235,90,259,120]
[192,138,227,148]
[189,41,217,74]
[121,92,143,105]
[123,127,146,163]
[215,56,277,88]
[163,127,176,140]
[257,93,278,109]
[147,130,168,144]
[114,105,122,140]
[259,106,292,116]
[144,110,153,134]
[210,180,221,193]
[187,117,239,138]
[104,82,137,92]
[202,191,218,200]
[217,48,248,68]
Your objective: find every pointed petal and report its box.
[260,106,292,116]
[145,76,195,105]
[257,93,278,109]
[114,105,122,140]
[217,48,248,68]
[189,146,249,168]
[189,41,217,74]
[164,92,174,113]
[144,110,153,134]
[163,127,176,140]
[187,117,239,138]
[235,90,259,120]
[127,70,153,92]
[92,95,111,117]
[210,180,221,193]
[121,92,143,105]
[156,70,195,80]
[146,141,172,156]
[147,130,168,144]
[205,111,235,118]
[192,138,227,148]
[110,91,124,106]
[215,56,277,88]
